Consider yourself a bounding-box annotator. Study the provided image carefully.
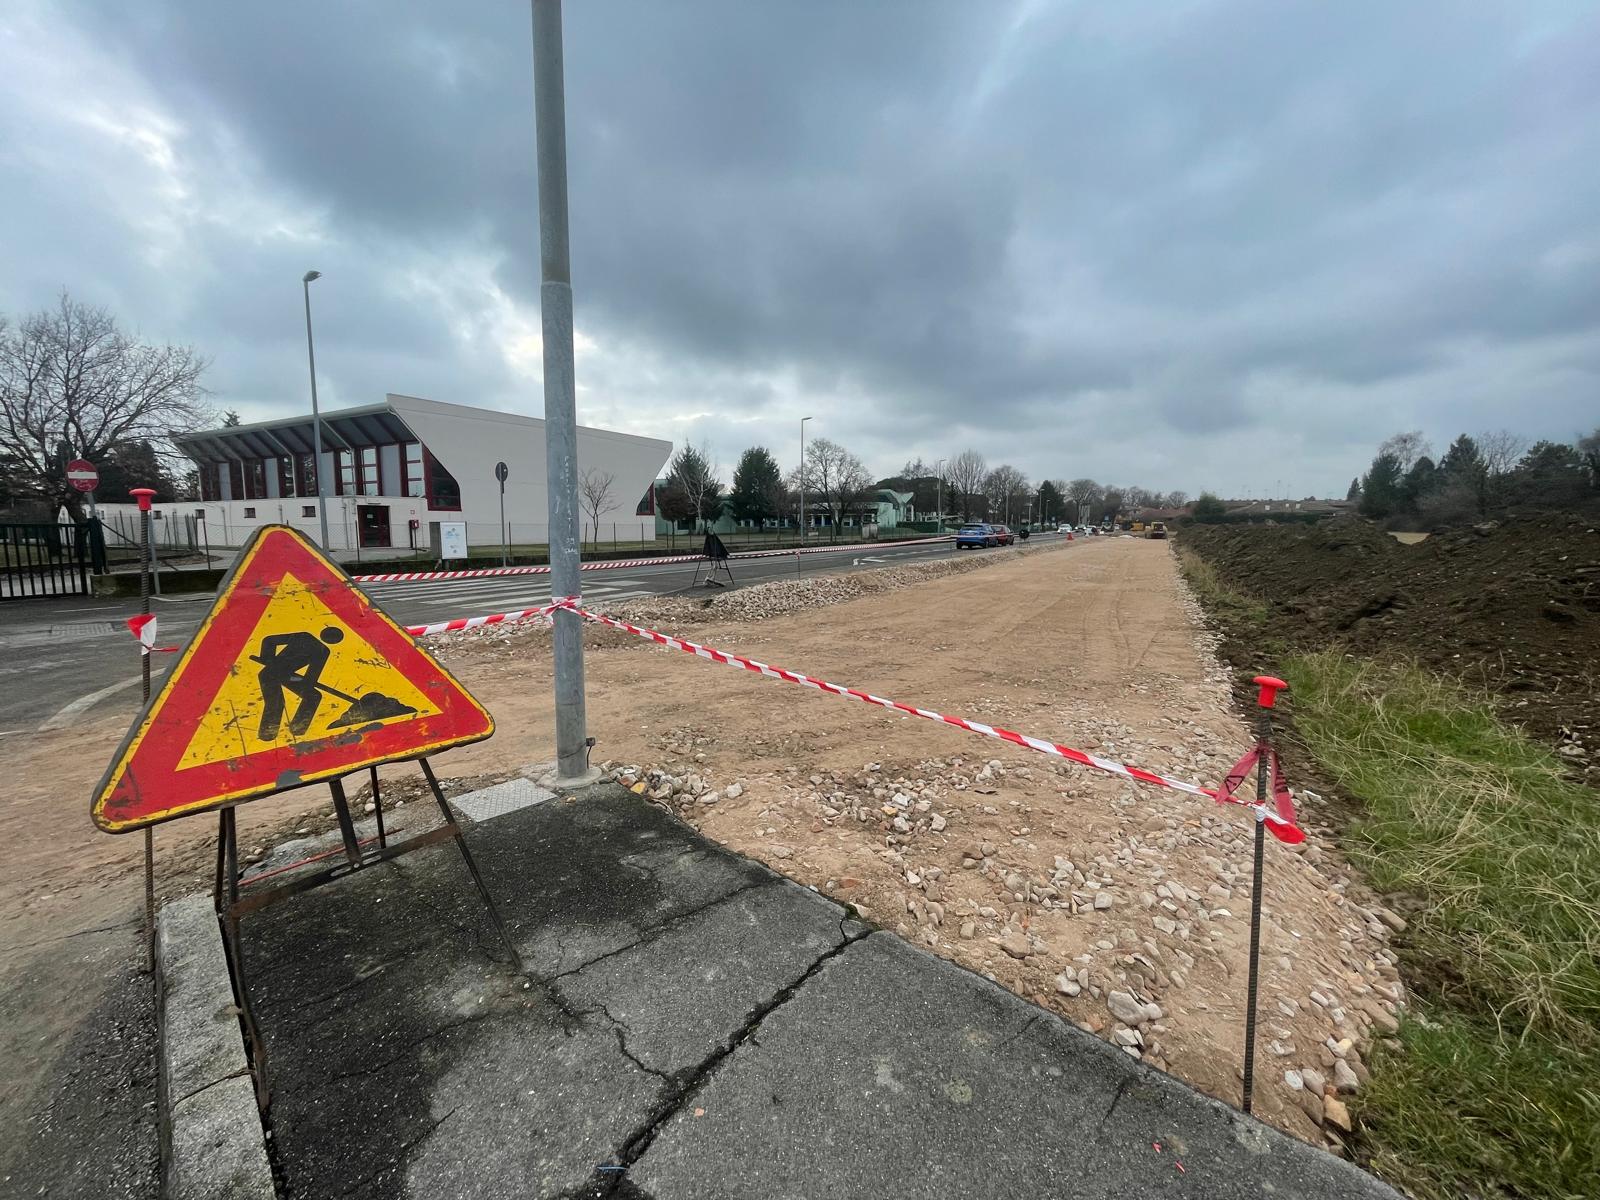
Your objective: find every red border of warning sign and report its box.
[91,526,494,833]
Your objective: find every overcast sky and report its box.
[3,1,1597,498]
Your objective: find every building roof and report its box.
[174,393,667,466]
[174,402,416,465]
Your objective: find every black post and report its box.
[1240,674,1287,1114]
[131,488,157,972]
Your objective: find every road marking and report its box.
[39,676,145,732]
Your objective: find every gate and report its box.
[0,520,100,600]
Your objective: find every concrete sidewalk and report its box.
[188,781,1400,1199]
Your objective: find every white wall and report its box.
[387,393,671,544]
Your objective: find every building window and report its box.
[404,442,425,498]
[336,449,355,496]
[636,485,656,516]
[359,446,380,496]
[226,461,244,500]
[426,450,461,511]
[301,504,316,518]
[245,459,267,500]
[294,452,317,497]
[200,463,221,502]
[243,507,257,519]
[276,456,295,497]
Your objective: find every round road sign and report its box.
[66,459,98,493]
[494,461,509,484]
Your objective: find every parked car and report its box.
[956,523,998,549]
[989,524,1015,545]
[1086,526,1099,536]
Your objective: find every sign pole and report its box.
[531,0,594,784]
[496,461,509,567]
[130,487,158,972]
[1240,673,1287,1114]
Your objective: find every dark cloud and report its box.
[4,0,1598,497]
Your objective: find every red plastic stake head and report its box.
[1253,675,1288,709]
[129,487,157,512]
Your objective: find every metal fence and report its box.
[0,520,96,600]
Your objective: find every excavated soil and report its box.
[1181,516,1600,770]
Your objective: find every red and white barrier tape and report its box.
[403,598,576,639]
[397,596,1304,843]
[126,614,179,655]
[350,535,955,585]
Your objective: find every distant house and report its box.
[655,485,921,536]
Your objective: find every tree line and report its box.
[1353,428,1600,525]
[656,441,1186,534]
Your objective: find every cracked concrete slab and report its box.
[224,782,1399,1199]
[630,931,1399,1200]
[552,879,858,1077]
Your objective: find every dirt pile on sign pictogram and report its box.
[92,526,493,832]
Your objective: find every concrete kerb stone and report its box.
[155,895,275,1200]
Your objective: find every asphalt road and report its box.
[0,537,1015,735]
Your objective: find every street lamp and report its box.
[799,416,812,541]
[933,458,945,532]
[301,270,332,551]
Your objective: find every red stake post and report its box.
[1240,674,1288,1114]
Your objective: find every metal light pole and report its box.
[302,271,332,551]
[798,416,812,575]
[532,0,593,784]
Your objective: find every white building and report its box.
[107,394,672,557]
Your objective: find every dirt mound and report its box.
[1182,515,1600,759]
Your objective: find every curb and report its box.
[156,895,275,1199]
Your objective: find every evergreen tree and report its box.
[662,444,723,531]
[221,410,242,427]
[1438,434,1485,482]
[1192,493,1226,522]
[1345,477,1362,503]
[728,447,783,525]
[1401,455,1438,511]
[1036,480,1064,524]
[1359,452,1404,519]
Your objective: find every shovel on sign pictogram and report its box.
[247,652,417,731]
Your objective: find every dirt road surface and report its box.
[3,537,1403,1186]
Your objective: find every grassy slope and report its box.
[1178,545,1600,1200]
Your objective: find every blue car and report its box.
[956,523,998,549]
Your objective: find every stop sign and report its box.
[66,459,99,493]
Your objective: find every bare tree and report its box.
[946,449,987,521]
[0,293,210,515]
[1065,478,1101,525]
[579,467,615,549]
[799,436,873,540]
[983,464,1029,525]
[1377,431,1432,476]
[1476,429,1529,478]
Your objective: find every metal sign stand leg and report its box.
[213,806,272,1111]
[419,758,525,975]
[208,757,525,1111]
